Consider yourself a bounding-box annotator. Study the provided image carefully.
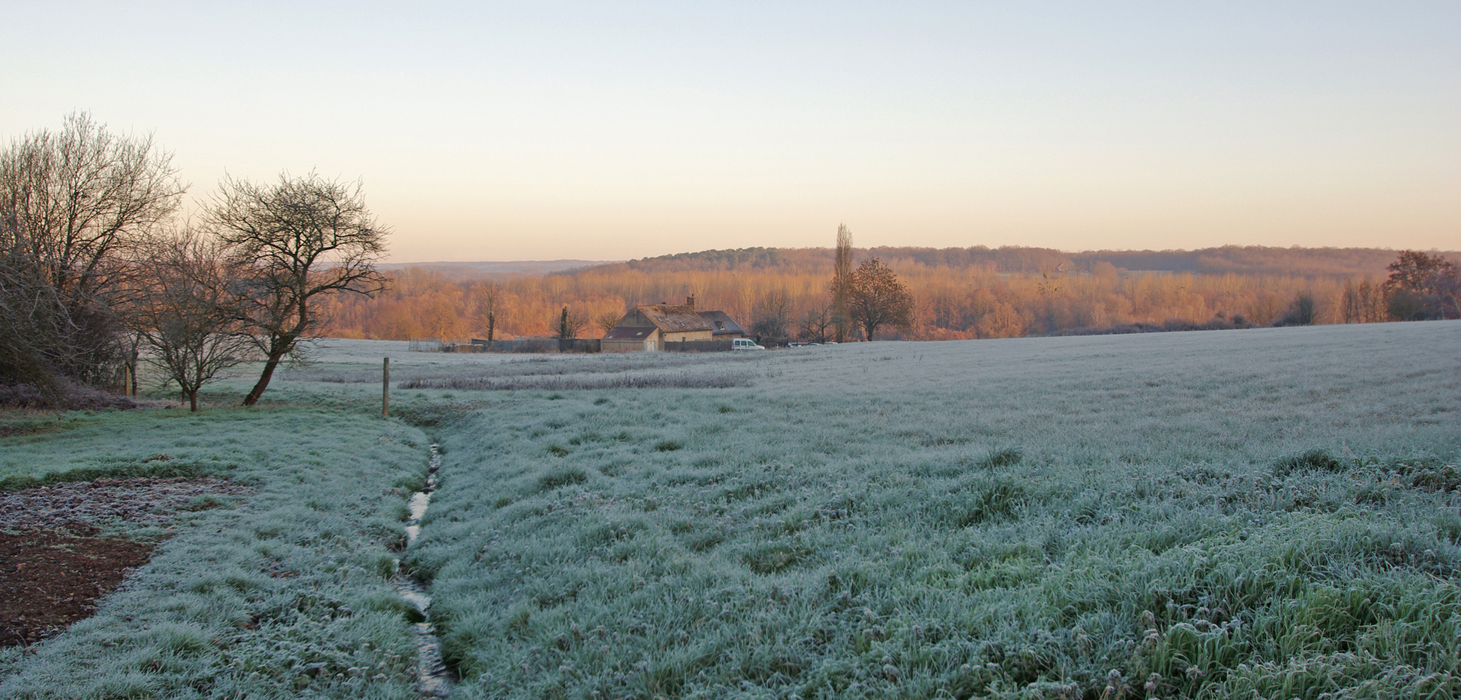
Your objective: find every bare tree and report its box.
[830,223,853,342]
[1340,278,1388,324]
[847,257,915,340]
[471,281,501,342]
[556,306,588,340]
[750,288,792,339]
[208,172,388,405]
[798,299,835,343]
[0,218,69,398]
[1246,291,1283,327]
[0,112,185,393]
[134,228,254,411]
[596,310,623,334]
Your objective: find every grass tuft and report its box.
[1273,449,1346,477]
[538,466,589,491]
[980,447,1023,469]
[743,543,811,574]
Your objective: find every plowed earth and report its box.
[0,525,151,646]
[0,477,253,647]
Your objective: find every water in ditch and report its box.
[392,444,453,698]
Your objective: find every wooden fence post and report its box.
[382,357,390,418]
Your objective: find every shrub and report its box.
[1276,293,1317,326]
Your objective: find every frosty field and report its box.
[0,408,433,699]
[3,322,1459,698]
[397,323,1461,699]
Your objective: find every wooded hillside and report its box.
[317,245,1459,342]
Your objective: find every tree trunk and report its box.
[189,391,198,412]
[241,350,286,406]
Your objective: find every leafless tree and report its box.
[830,223,853,342]
[798,298,836,343]
[471,281,501,342]
[1245,291,1283,327]
[1340,278,1388,324]
[596,310,623,334]
[0,112,185,393]
[208,172,388,405]
[750,287,792,339]
[847,257,915,340]
[0,217,68,398]
[134,228,254,411]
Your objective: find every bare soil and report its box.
[0,477,254,647]
[0,524,151,646]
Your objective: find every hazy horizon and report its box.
[5,2,1457,262]
[386,241,1461,269]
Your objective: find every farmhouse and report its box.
[601,297,746,352]
[698,310,748,339]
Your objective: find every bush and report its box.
[1275,293,1317,326]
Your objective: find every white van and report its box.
[732,338,765,350]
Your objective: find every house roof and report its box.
[697,310,747,336]
[603,326,655,341]
[637,304,713,333]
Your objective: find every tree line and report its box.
[1,113,388,410]
[607,243,1415,277]
[316,243,1457,345]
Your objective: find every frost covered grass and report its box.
[399,371,750,392]
[0,407,433,699]
[398,321,1461,698]
[7,323,1454,698]
[283,345,769,386]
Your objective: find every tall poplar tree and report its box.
[830,223,853,342]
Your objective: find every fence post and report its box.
[382,357,390,418]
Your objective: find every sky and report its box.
[4,1,1457,263]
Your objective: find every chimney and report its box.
[686,295,695,309]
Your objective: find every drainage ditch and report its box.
[392,444,453,698]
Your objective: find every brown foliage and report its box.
[314,247,1459,343]
[846,258,915,340]
[1384,250,1460,321]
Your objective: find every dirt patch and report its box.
[0,476,254,530]
[0,523,153,646]
[0,477,254,647]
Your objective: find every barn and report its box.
[601,297,745,352]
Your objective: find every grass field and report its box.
[3,321,1459,698]
[0,407,433,699]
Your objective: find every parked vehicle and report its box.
[732,338,766,350]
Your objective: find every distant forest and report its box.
[319,245,1458,342]
[602,245,1416,277]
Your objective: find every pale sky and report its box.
[4,1,1457,262]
